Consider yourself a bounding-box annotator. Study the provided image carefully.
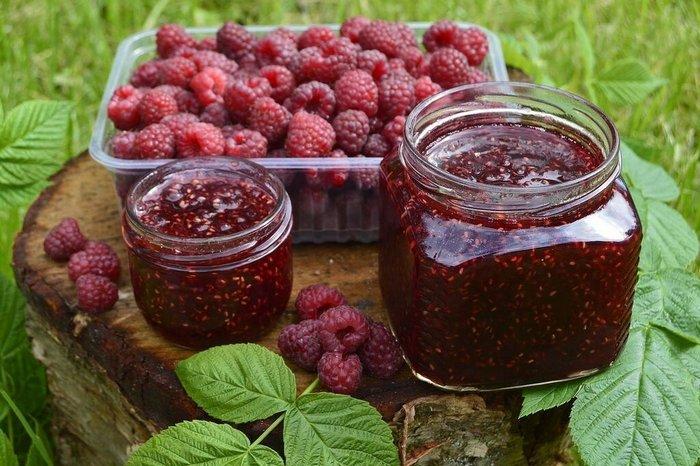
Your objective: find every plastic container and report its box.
[91,23,508,243]
[379,83,641,391]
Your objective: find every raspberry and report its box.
[356,50,389,81]
[223,76,272,121]
[84,240,115,256]
[170,46,198,59]
[340,16,371,43]
[190,50,238,74]
[110,131,137,159]
[139,88,178,125]
[297,38,357,84]
[368,116,383,133]
[68,248,120,282]
[463,66,489,84]
[130,60,162,88]
[358,321,403,379]
[248,97,291,143]
[298,26,335,49]
[216,22,256,59]
[332,110,369,155]
[334,70,378,117]
[395,22,418,48]
[381,115,405,148]
[304,149,349,189]
[224,129,268,158]
[285,111,335,157]
[259,65,296,102]
[363,133,391,158]
[177,122,225,157]
[156,24,196,58]
[422,20,460,52]
[378,72,415,118]
[221,124,246,139]
[161,113,198,143]
[254,33,298,67]
[352,155,379,190]
[428,48,472,89]
[43,218,87,261]
[284,81,336,120]
[318,305,369,353]
[358,20,405,57]
[397,46,425,78]
[190,67,228,106]
[455,27,489,66]
[268,27,298,45]
[159,57,197,87]
[414,75,442,101]
[107,85,142,130]
[197,37,217,51]
[317,352,362,395]
[199,102,231,128]
[76,274,118,314]
[134,123,176,159]
[173,89,201,114]
[294,284,347,320]
[277,320,322,371]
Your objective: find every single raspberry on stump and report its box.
[223,76,272,121]
[107,85,143,130]
[429,48,477,89]
[318,305,370,353]
[190,50,239,74]
[356,50,389,81]
[382,115,405,148]
[177,122,225,157]
[68,248,120,282]
[317,352,363,395]
[333,110,369,155]
[295,284,348,320]
[259,65,296,103]
[161,113,198,143]
[134,123,176,159]
[254,33,298,67]
[297,26,335,49]
[43,218,87,261]
[199,102,231,128]
[340,16,371,43]
[414,76,442,101]
[76,274,118,314]
[130,61,162,88]
[363,133,391,158]
[111,131,137,159]
[285,111,335,157]
[277,320,323,371]
[284,81,336,120]
[84,240,115,256]
[159,57,197,87]
[334,70,378,117]
[216,22,256,59]
[358,320,403,379]
[156,24,196,58]
[139,88,178,125]
[224,129,268,158]
[190,67,228,106]
[248,97,291,143]
[378,72,415,118]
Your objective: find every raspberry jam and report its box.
[379,83,641,390]
[123,158,293,348]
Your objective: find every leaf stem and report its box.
[301,377,319,396]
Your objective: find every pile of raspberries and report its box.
[278,284,403,394]
[43,218,121,313]
[107,18,490,163]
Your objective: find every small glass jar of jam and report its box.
[379,83,642,390]
[123,158,293,349]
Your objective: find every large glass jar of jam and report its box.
[379,83,642,391]
[123,158,293,349]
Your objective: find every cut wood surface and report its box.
[13,153,571,465]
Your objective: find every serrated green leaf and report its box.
[284,392,399,466]
[0,276,27,361]
[0,100,72,186]
[519,378,582,418]
[0,181,47,210]
[0,430,18,466]
[592,59,665,105]
[175,344,296,423]
[621,142,680,202]
[638,200,699,271]
[127,420,283,466]
[570,325,700,466]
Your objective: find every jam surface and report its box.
[379,123,641,390]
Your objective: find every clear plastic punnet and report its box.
[89,23,509,243]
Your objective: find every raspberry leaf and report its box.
[638,200,699,272]
[592,59,666,105]
[127,420,283,466]
[0,430,18,466]
[0,275,28,360]
[175,344,296,423]
[519,379,581,418]
[284,392,399,466]
[621,142,680,202]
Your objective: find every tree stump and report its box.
[12,154,572,465]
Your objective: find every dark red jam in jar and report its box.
[379,83,642,390]
[123,158,293,348]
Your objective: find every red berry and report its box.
[177,122,225,157]
[340,16,371,43]
[297,38,358,84]
[190,50,238,74]
[352,155,380,190]
[259,65,296,103]
[277,320,323,371]
[298,26,335,49]
[190,67,228,106]
[216,22,256,59]
[254,33,298,67]
[454,27,489,66]
[130,61,162,88]
[159,57,197,87]
[134,123,176,159]
[76,274,118,314]
[107,85,143,130]
[356,50,389,81]
[84,240,115,256]
[197,37,218,51]
[173,89,201,114]
[317,352,362,395]
[248,97,291,143]
[223,76,272,121]
[304,149,349,190]
[358,20,406,58]
[334,69,378,117]
[363,133,391,158]
[295,284,348,320]
[224,129,268,158]
[68,248,120,282]
[199,102,231,128]
[414,76,442,101]
[161,113,198,143]
[285,111,335,158]
[156,24,196,58]
[381,115,405,148]
[358,321,403,379]
[318,305,370,353]
[378,72,415,118]
[463,66,489,84]
[397,46,425,78]
[284,81,336,120]
[139,88,178,125]
[428,48,472,89]
[110,131,137,159]
[422,20,460,52]
[333,110,369,155]
[43,218,87,261]
[268,27,298,45]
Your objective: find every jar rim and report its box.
[402,82,621,208]
[124,157,291,249]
